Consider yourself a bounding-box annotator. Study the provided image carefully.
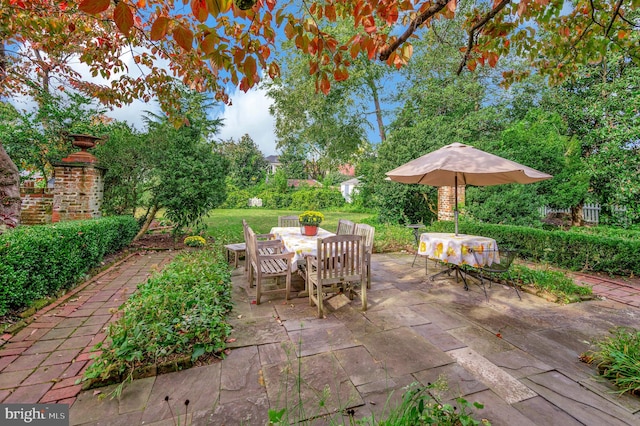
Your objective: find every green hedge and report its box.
[0,216,138,315]
[290,187,345,210]
[221,189,251,209]
[427,220,640,276]
[257,189,293,209]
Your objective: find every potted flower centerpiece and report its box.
[299,211,324,236]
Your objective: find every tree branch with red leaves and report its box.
[456,0,511,75]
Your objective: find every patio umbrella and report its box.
[385,142,553,235]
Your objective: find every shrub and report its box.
[221,188,251,209]
[257,189,293,209]
[0,216,138,315]
[83,248,232,394]
[427,220,640,276]
[582,327,640,395]
[290,187,345,210]
[183,235,207,247]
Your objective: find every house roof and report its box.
[265,155,280,163]
[287,179,322,188]
[341,177,360,186]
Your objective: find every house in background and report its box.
[287,179,322,188]
[340,177,361,203]
[338,164,355,177]
[265,155,280,174]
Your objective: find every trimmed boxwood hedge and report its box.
[0,216,138,315]
[428,221,640,276]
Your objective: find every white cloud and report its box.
[7,45,278,153]
[215,86,277,156]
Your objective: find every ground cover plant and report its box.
[509,265,592,304]
[83,247,232,395]
[267,378,490,425]
[581,327,640,396]
[358,381,490,426]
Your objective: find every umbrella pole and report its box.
[454,176,459,235]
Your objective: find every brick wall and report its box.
[20,185,54,225]
[438,185,465,221]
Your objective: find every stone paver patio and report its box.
[2,250,640,425]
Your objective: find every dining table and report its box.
[270,226,336,297]
[417,232,499,290]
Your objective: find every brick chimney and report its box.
[437,185,465,221]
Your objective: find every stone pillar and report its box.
[52,149,105,223]
[438,185,465,221]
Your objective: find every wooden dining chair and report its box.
[336,219,355,235]
[354,223,375,289]
[246,225,294,304]
[278,215,301,227]
[306,234,366,318]
[242,219,279,277]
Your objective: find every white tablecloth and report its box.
[418,233,498,267]
[270,227,336,271]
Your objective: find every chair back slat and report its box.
[354,223,375,252]
[278,215,300,227]
[316,235,364,282]
[336,219,356,235]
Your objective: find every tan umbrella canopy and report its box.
[386,143,553,234]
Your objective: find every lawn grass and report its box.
[203,209,375,244]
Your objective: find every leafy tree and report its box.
[150,125,228,234]
[220,134,268,189]
[467,109,578,226]
[96,91,229,237]
[276,144,307,179]
[92,123,150,216]
[2,0,636,228]
[267,46,367,176]
[66,0,640,97]
[542,56,640,225]
[0,93,108,182]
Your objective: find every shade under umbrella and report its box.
[386,143,553,234]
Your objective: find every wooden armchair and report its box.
[246,225,294,304]
[354,223,375,289]
[336,219,355,235]
[278,215,301,227]
[306,234,366,318]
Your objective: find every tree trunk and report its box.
[367,74,386,143]
[570,202,584,227]
[0,142,21,231]
[133,203,159,241]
